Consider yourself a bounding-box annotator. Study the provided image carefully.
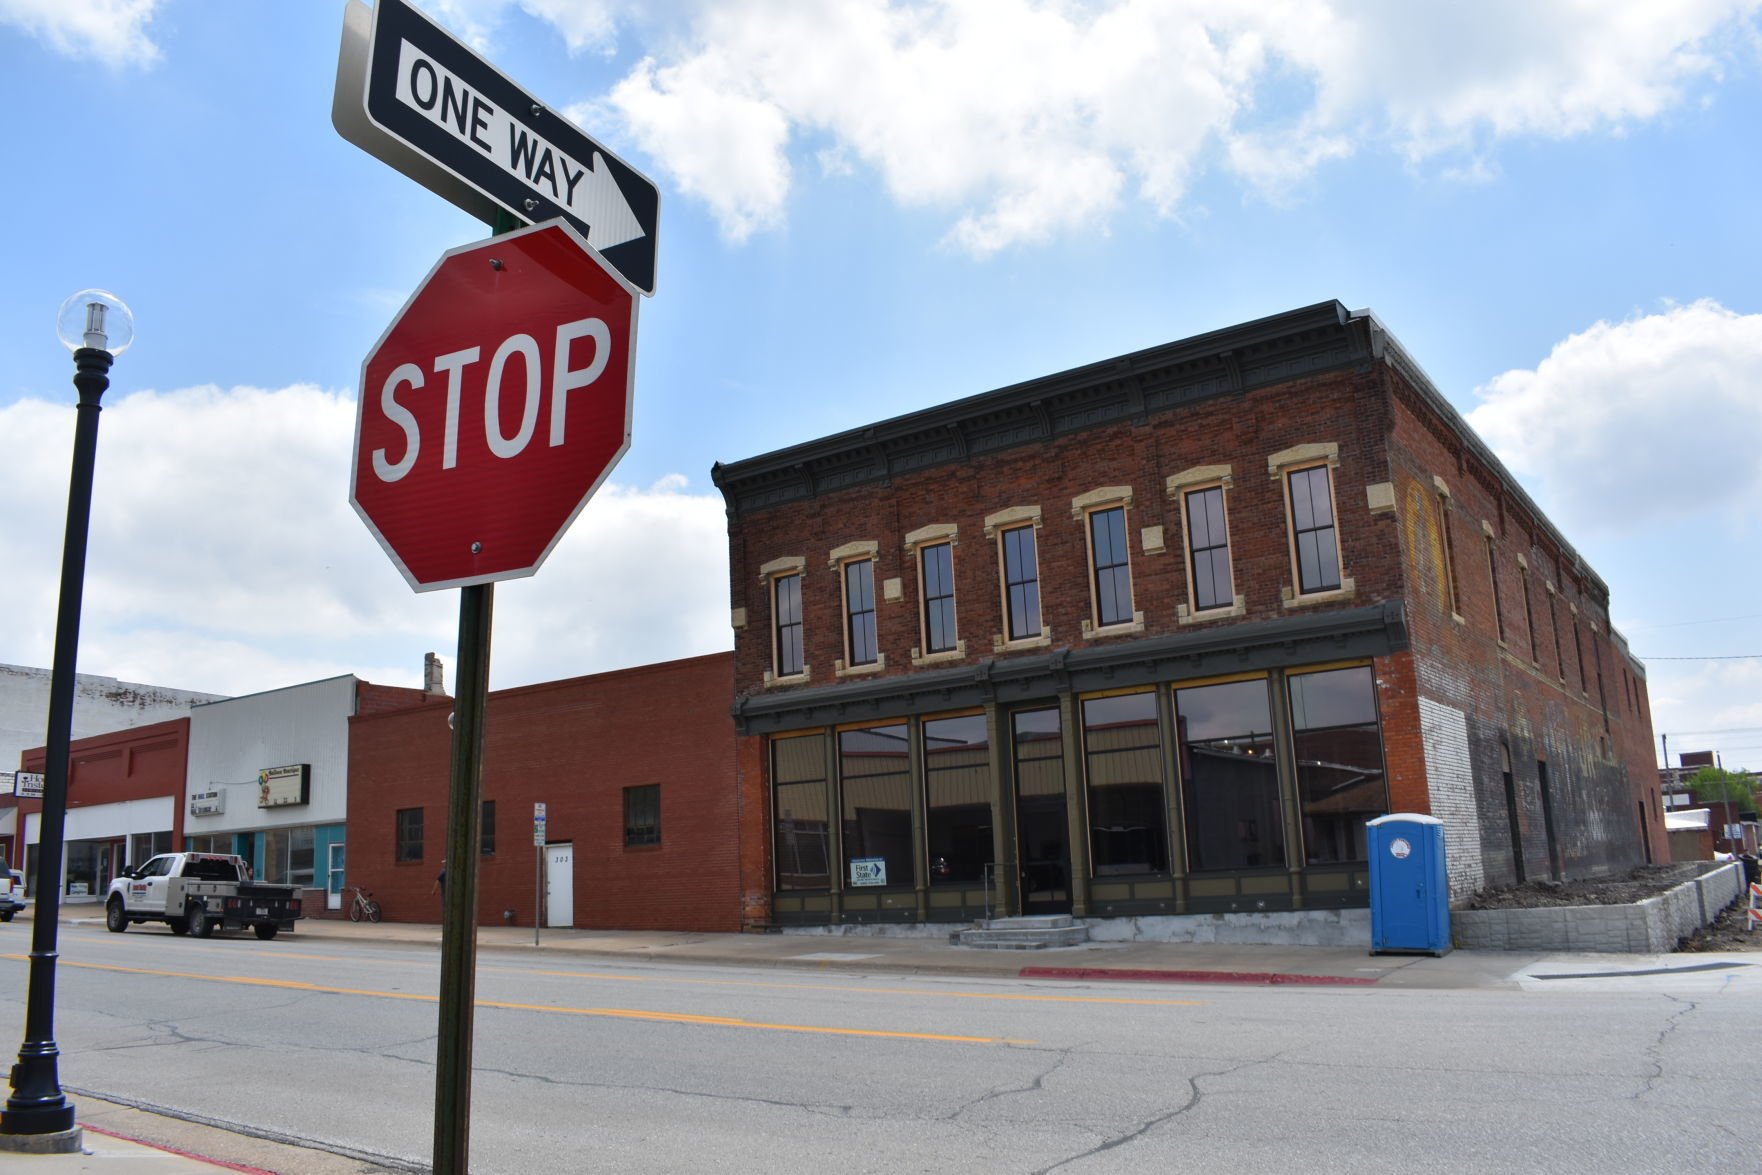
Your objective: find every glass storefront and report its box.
[1288,666,1388,863]
[923,714,992,885]
[1082,693,1168,875]
[1174,678,1283,871]
[767,661,1391,917]
[773,733,830,891]
[839,724,913,890]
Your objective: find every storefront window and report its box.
[1082,693,1169,875]
[773,734,830,890]
[130,831,171,869]
[840,724,914,889]
[923,714,992,885]
[1175,678,1284,870]
[263,826,316,887]
[1288,666,1388,863]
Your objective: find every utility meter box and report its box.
[1366,813,1451,955]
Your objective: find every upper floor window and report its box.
[842,558,878,666]
[773,572,803,677]
[920,542,957,654]
[1087,506,1133,628]
[1184,485,1232,611]
[1434,481,1459,615]
[624,784,661,846]
[395,807,423,863]
[1483,525,1505,641]
[1000,525,1042,641]
[1287,465,1342,594]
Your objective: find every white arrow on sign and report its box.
[391,39,643,251]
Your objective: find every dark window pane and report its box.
[624,784,661,846]
[1089,508,1132,627]
[395,808,423,863]
[1289,667,1387,864]
[1082,692,1168,875]
[1186,487,1233,611]
[924,715,993,885]
[921,543,957,653]
[774,574,803,676]
[773,733,829,890]
[1288,467,1341,594]
[1175,679,1284,871]
[480,800,496,855]
[1002,526,1041,639]
[845,560,878,665]
[840,724,914,889]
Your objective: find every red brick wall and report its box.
[346,653,745,931]
[355,682,446,718]
[12,719,193,868]
[1383,369,1662,880]
[728,368,1401,696]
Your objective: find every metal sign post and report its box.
[533,802,546,947]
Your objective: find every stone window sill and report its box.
[1281,578,1356,609]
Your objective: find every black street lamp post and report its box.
[0,291,134,1146]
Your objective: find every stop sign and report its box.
[351,220,637,590]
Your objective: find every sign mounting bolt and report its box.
[471,542,482,555]
[531,103,543,116]
[489,258,504,270]
[523,198,539,212]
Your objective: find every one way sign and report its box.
[334,0,660,295]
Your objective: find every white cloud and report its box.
[0,385,730,699]
[579,0,1759,252]
[0,0,160,67]
[1465,299,1762,536]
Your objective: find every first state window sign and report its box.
[258,764,311,808]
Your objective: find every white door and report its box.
[327,843,345,912]
[544,843,573,928]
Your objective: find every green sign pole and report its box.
[431,208,519,1175]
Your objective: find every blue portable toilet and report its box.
[1366,813,1451,955]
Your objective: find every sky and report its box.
[0,0,1759,772]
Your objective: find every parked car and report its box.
[0,870,26,921]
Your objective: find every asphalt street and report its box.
[0,913,1754,1173]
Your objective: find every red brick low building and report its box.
[712,301,1662,928]
[346,653,755,931]
[8,718,193,897]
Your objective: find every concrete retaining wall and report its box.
[1453,863,1743,953]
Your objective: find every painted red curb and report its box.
[1018,966,1378,986]
[82,1124,279,1174]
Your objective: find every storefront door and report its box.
[1011,708,1071,915]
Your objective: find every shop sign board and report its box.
[849,858,886,887]
[258,764,312,808]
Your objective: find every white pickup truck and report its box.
[105,852,302,940]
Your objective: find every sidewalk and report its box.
[46,900,1536,988]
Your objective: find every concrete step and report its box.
[983,914,1075,930]
[957,916,1090,950]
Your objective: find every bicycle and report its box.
[347,886,382,923]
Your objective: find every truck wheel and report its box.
[0,911,13,922]
[189,904,214,939]
[105,897,129,933]
[168,918,190,936]
[253,924,278,941]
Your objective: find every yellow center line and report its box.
[509,967,1205,1007]
[2,956,1032,1045]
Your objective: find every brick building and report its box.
[712,301,1662,930]
[8,718,193,898]
[346,653,753,931]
